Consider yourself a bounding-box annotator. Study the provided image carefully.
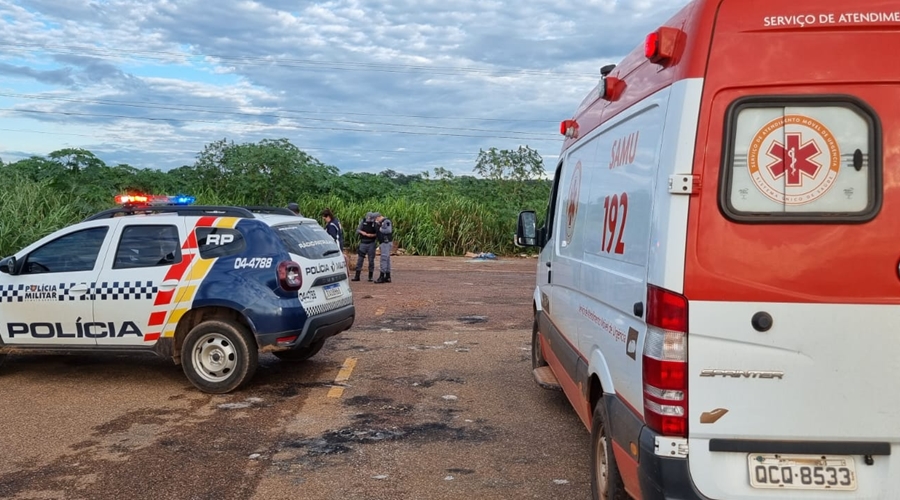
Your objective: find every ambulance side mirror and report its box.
[516,211,540,247]
[0,255,19,275]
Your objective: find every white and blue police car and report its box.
[0,195,355,393]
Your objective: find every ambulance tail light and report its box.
[277,261,303,291]
[643,284,688,438]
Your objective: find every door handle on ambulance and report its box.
[158,280,180,291]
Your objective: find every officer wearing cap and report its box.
[352,212,378,282]
[374,213,393,284]
[287,202,302,216]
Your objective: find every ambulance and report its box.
[515,0,900,498]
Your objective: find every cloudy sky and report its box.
[0,0,689,176]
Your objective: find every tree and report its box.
[47,148,105,173]
[473,146,546,205]
[473,145,545,182]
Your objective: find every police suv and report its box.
[0,195,355,394]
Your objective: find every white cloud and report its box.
[0,0,690,174]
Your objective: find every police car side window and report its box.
[113,225,182,269]
[196,228,245,259]
[24,227,109,274]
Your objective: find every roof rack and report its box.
[83,205,257,222]
[241,206,299,216]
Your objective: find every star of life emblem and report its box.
[748,115,841,206]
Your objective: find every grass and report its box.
[1,180,530,258]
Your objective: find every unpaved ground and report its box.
[0,256,591,500]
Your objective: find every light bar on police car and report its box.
[115,194,196,206]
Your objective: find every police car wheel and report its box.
[273,339,326,361]
[590,401,627,500]
[531,315,547,370]
[0,353,6,370]
[181,319,258,394]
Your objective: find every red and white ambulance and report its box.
[516,0,900,498]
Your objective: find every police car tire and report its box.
[273,339,326,361]
[531,315,547,370]
[591,401,628,500]
[0,353,6,370]
[181,319,258,394]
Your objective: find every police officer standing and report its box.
[374,213,393,284]
[321,208,347,268]
[352,212,378,282]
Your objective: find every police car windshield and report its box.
[274,223,338,260]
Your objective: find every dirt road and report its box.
[0,256,591,500]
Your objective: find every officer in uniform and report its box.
[352,212,378,282]
[374,213,393,284]
[321,208,348,268]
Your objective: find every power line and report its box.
[0,91,560,124]
[1,108,561,142]
[0,93,559,138]
[0,41,596,78]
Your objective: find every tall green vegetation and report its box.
[0,141,550,258]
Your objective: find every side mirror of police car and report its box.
[0,255,19,275]
[516,211,539,247]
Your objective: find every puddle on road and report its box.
[457,316,488,324]
[285,421,493,457]
[358,314,430,331]
[393,374,465,388]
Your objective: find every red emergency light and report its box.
[116,194,150,205]
[645,27,680,65]
[560,119,579,139]
[115,194,196,206]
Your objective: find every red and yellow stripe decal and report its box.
[143,217,240,342]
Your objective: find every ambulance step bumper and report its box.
[533,366,562,391]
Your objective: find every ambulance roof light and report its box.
[645,27,680,65]
[560,119,579,139]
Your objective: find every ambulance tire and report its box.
[591,401,628,500]
[531,314,547,370]
[273,339,326,361]
[181,319,258,394]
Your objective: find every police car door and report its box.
[91,219,186,346]
[0,221,114,346]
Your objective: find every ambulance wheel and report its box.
[531,314,547,370]
[273,339,326,361]
[591,401,627,500]
[181,319,258,394]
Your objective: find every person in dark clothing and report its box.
[321,208,348,268]
[320,209,344,249]
[287,202,302,216]
[373,213,393,284]
[352,212,378,282]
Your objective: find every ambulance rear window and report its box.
[274,223,339,260]
[721,97,880,222]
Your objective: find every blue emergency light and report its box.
[115,194,196,206]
